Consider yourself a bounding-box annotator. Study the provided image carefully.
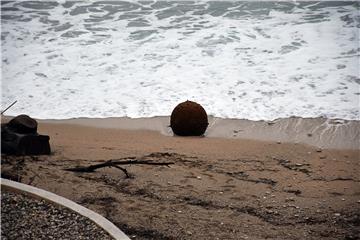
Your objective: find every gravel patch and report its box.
[1,191,114,240]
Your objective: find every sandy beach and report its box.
[1,116,359,240]
[2,1,359,239]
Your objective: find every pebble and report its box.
[334,213,341,217]
[196,176,202,179]
[1,191,113,240]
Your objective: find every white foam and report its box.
[1,1,359,120]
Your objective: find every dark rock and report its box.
[1,115,50,155]
[8,114,37,134]
[170,100,208,136]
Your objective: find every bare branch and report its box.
[64,159,174,174]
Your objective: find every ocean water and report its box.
[1,1,359,120]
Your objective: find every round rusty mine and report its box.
[170,101,208,136]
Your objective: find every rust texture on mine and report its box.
[170,101,208,136]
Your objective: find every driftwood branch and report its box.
[64,159,174,178]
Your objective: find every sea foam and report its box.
[1,1,359,120]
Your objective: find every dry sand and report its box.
[1,117,360,240]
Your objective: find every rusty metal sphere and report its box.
[170,101,208,136]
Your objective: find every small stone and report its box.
[334,213,341,217]
[341,198,345,201]
[196,176,202,179]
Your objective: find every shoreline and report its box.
[1,114,359,239]
[3,115,359,150]
[1,114,360,240]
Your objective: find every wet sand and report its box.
[35,116,360,149]
[1,116,360,239]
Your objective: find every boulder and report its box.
[8,114,37,134]
[170,100,208,136]
[1,115,50,155]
